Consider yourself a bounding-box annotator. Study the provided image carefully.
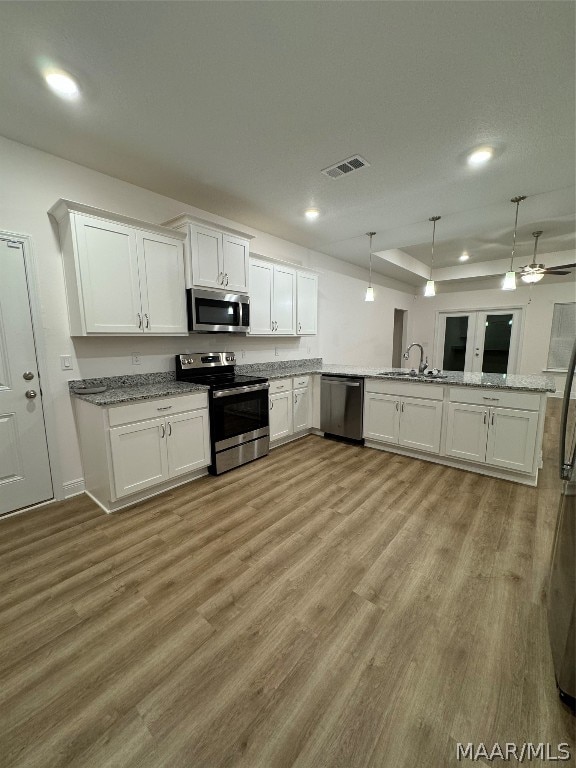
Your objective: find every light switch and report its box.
[60,355,73,371]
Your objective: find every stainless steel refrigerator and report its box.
[547,338,576,710]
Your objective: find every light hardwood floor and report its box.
[0,400,573,768]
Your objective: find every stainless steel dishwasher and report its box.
[320,375,364,443]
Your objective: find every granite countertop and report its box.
[69,359,555,406]
[238,361,555,393]
[69,372,209,406]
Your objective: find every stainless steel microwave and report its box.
[187,288,250,333]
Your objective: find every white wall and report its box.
[0,136,415,492]
[410,279,576,396]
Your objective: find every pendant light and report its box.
[502,195,526,291]
[424,216,441,297]
[365,231,376,301]
[520,231,545,283]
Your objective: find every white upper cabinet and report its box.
[273,265,296,335]
[249,257,317,337]
[139,231,187,334]
[162,214,253,294]
[191,225,223,289]
[296,271,318,335]
[249,259,274,334]
[50,200,187,336]
[222,234,249,293]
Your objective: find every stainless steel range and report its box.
[175,352,269,475]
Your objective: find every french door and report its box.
[435,309,522,374]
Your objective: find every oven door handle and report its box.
[212,383,270,398]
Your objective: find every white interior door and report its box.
[0,238,53,515]
[435,308,522,374]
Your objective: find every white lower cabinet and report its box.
[110,408,210,498]
[398,397,443,454]
[166,409,211,478]
[364,392,441,454]
[293,387,311,432]
[445,401,538,473]
[364,393,399,443]
[485,407,538,473]
[110,417,169,498]
[74,392,210,512]
[445,402,488,463]
[269,391,293,441]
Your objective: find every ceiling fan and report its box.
[518,230,576,284]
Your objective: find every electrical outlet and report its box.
[275,347,280,357]
[60,355,73,371]
[240,350,246,359]
[132,353,142,365]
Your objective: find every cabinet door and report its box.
[273,265,296,335]
[399,397,443,454]
[363,393,400,443]
[269,391,293,441]
[138,232,187,334]
[222,235,249,293]
[485,407,539,473]
[74,214,143,334]
[167,409,210,478]
[248,259,274,335]
[109,417,168,498]
[296,271,318,335]
[445,402,488,462]
[191,226,223,289]
[293,388,311,432]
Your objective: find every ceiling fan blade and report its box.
[544,263,576,271]
[543,269,571,275]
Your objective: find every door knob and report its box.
[23,371,34,381]
[25,390,37,399]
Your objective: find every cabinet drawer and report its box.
[448,387,540,411]
[365,379,444,400]
[108,392,208,427]
[269,378,292,394]
[293,375,310,389]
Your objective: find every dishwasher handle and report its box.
[322,377,362,387]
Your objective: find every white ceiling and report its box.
[0,1,574,287]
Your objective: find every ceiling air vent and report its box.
[321,155,370,179]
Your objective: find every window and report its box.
[547,302,576,370]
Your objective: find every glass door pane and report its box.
[481,314,513,373]
[442,315,470,371]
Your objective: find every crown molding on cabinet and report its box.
[49,199,187,241]
[162,213,254,242]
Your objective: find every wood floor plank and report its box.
[0,402,572,768]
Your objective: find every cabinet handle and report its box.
[482,396,499,401]
[167,422,172,436]
[137,313,142,329]
[401,402,404,413]
[298,322,302,333]
[225,274,229,286]
[218,272,223,284]
[483,411,487,424]
[294,394,298,404]
[491,411,495,426]
[145,313,150,329]
[395,401,399,411]
[160,424,166,438]
[269,399,274,410]
[157,406,173,411]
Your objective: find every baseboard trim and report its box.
[63,478,85,498]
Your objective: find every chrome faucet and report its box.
[403,343,428,374]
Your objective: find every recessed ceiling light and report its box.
[305,208,320,221]
[459,251,470,261]
[44,69,80,100]
[467,146,493,168]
